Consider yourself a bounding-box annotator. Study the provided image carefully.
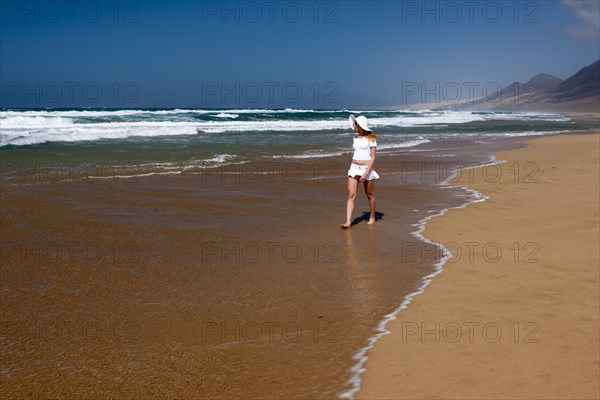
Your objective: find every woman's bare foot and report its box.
[367,218,376,224]
[340,222,351,229]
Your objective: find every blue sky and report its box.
[1,0,599,108]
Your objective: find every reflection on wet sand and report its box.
[1,141,515,398]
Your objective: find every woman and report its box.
[341,114,379,229]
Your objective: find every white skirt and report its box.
[348,163,380,180]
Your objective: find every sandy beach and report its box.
[2,124,598,398]
[0,143,480,398]
[359,132,600,399]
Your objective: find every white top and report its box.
[352,136,377,161]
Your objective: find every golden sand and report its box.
[359,133,600,399]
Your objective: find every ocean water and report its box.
[0,108,588,181]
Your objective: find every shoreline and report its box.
[2,129,597,398]
[1,136,487,398]
[339,152,499,399]
[358,132,600,399]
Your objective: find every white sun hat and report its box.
[348,114,372,132]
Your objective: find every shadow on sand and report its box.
[350,211,384,227]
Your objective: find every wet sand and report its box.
[0,147,464,398]
[359,132,600,399]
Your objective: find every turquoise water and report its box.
[0,108,593,180]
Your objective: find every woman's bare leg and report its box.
[341,177,359,228]
[364,179,376,224]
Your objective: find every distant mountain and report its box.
[530,73,565,93]
[554,60,600,102]
[458,73,563,111]
[431,59,600,113]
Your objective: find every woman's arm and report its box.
[361,147,376,181]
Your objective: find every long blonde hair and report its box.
[359,130,376,142]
